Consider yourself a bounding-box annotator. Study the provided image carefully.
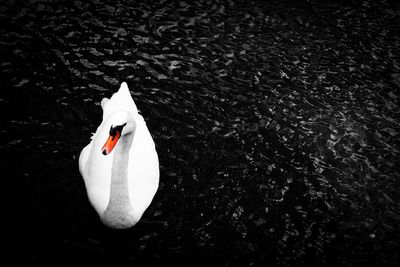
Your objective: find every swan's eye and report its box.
[109,123,126,136]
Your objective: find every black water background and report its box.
[1,0,400,266]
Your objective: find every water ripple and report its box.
[1,0,400,265]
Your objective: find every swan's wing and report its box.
[128,114,159,218]
[79,119,104,175]
[102,82,138,120]
[79,142,92,176]
[101,97,109,109]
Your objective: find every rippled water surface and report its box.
[1,0,400,265]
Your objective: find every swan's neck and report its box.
[101,131,136,228]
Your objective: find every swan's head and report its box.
[101,111,136,155]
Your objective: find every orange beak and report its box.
[101,131,121,155]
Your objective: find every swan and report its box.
[79,82,159,229]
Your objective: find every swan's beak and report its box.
[101,131,121,155]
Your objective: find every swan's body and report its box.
[79,82,159,229]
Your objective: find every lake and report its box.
[1,0,399,266]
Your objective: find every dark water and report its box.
[1,0,400,265]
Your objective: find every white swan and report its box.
[79,82,159,229]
